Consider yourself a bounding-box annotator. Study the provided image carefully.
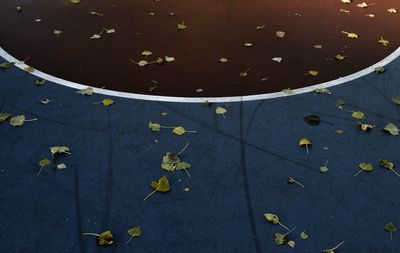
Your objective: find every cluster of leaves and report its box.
[37,146,70,176]
[0,113,37,127]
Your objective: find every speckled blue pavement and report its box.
[0,54,400,253]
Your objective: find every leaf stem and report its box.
[293,179,305,188]
[331,241,345,251]
[278,221,290,231]
[125,236,133,244]
[143,189,157,202]
[306,144,309,155]
[176,143,190,156]
[184,168,191,178]
[82,232,101,237]
[354,169,363,177]
[390,168,400,178]
[283,227,296,236]
[37,166,44,176]
[24,118,38,122]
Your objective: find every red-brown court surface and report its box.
[0,0,399,97]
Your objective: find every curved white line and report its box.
[1,46,400,103]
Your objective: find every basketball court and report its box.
[1,1,400,252]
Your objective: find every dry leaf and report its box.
[378,37,389,46]
[77,87,94,95]
[102,98,114,106]
[276,31,286,38]
[383,123,399,136]
[341,31,358,39]
[0,113,12,122]
[0,61,15,69]
[177,22,187,30]
[351,111,365,119]
[216,106,227,115]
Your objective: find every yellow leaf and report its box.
[177,22,187,30]
[335,54,347,61]
[352,111,365,119]
[70,0,80,3]
[150,176,170,192]
[281,88,293,95]
[313,44,323,49]
[215,106,227,115]
[341,31,358,39]
[141,50,152,57]
[173,126,186,135]
[102,98,114,106]
[359,123,375,131]
[24,66,34,73]
[287,240,295,248]
[378,37,389,46]
[388,8,397,14]
[276,31,286,38]
[308,70,319,76]
[299,138,311,146]
[127,227,142,237]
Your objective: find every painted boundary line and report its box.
[1,46,400,103]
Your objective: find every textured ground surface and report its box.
[1,52,400,252]
[0,0,399,96]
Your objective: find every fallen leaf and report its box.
[24,66,34,73]
[304,115,320,126]
[76,87,94,95]
[215,106,227,115]
[37,159,51,176]
[148,121,161,131]
[0,61,14,69]
[287,240,295,248]
[177,22,187,30]
[57,164,67,169]
[323,241,345,253]
[341,0,352,3]
[359,123,375,131]
[272,57,283,63]
[35,79,45,85]
[264,213,290,230]
[392,97,400,105]
[341,31,358,39]
[97,231,114,246]
[383,123,399,136]
[300,231,309,240]
[379,160,400,178]
[141,50,153,57]
[53,30,62,36]
[173,126,186,135]
[281,88,293,96]
[165,56,175,62]
[102,98,114,106]
[10,115,26,126]
[244,43,253,47]
[378,37,389,46]
[384,223,397,240]
[288,177,304,188]
[375,66,385,73]
[340,9,350,13]
[144,176,170,201]
[256,25,266,30]
[357,2,373,8]
[0,112,12,122]
[307,70,319,76]
[40,99,52,105]
[314,88,331,94]
[50,146,71,157]
[354,162,374,176]
[335,54,347,61]
[313,44,323,49]
[276,31,286,38]
[90,34,101,39]
[70,0,80,3]
[219,57,228,63]
[365,13,375,17]
[388,8,397,14]
[351,111,365,119]
[299,138,311,154]
[127,226,141,238]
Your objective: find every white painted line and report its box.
[1,46,400,103]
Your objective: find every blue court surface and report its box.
[1,49,400,253]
